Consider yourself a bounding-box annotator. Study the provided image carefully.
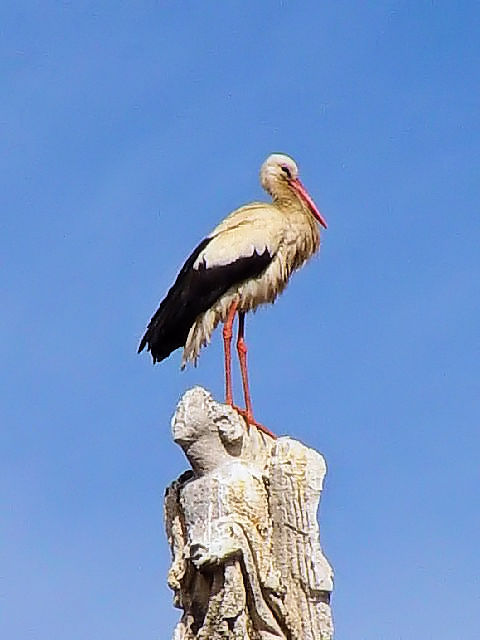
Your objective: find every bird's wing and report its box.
[137,236,211,360]
[195,202,285,270]
[138,204,283,363]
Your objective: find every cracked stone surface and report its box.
[165,387,334,640]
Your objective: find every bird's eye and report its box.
[281,165,292,179]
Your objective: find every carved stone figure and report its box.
[165,387,333,640]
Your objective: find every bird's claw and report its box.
[231,405,277,439]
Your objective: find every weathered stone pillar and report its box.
[165,387,333,640]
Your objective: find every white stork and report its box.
[138,153,327,438]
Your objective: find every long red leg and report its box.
[223,300,238,405]
[236,312,254,420]
[236,312,276,438]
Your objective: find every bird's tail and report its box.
[138,301,186,363]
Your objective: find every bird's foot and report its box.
[231,405,277,439]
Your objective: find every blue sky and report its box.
[1,2,479,638]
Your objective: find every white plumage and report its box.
[139,153,327,437]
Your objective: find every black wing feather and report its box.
[138,237,273,363]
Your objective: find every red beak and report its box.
[290,178,328,229]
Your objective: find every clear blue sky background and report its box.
[2,2,479,638]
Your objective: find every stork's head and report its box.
[260,153,327,229]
